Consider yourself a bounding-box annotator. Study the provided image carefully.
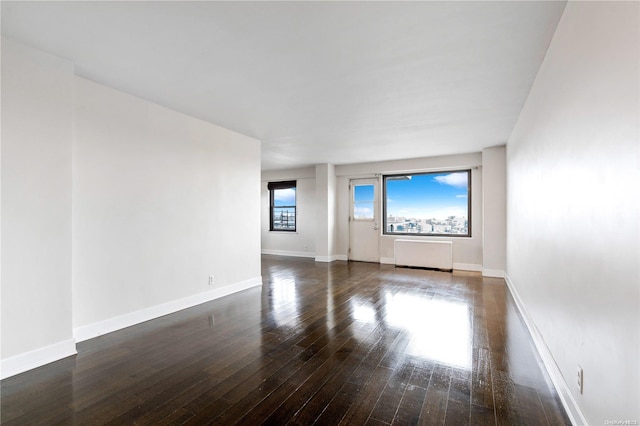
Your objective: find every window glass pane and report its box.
[354,184,374,202]
[274,187,296,207]
[272,207,296,230]
[385,171,469,236]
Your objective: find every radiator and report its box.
[394,239,453,271]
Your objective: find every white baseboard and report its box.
[380,257,395,265]
[315,254,347,262]
[74,276,263,343]
[482,268,505,278]
[1,338,77,380]
[261,249,315,258]
[452,262,482,272]
[504,274,588,426]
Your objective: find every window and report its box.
[383,170,471,237]
[268,181,296,231]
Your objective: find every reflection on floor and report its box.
[1,255,571,425]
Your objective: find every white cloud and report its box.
[434,172,468,188]
[456,194,467,198]
[354,206,373,218]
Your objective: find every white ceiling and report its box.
[2,1,566,170]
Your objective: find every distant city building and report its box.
[386,215,467,235]
[273,209,296,230]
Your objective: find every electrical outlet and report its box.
[208,275,214,286]
[577,365,583,394]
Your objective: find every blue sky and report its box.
[354,184,374,201]
[384,172,469,219]
[276,173,468,219]
[274,188,296,206]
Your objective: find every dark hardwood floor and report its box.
[1,255,571,425]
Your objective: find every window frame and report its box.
[382,169,472,237]
[268,180,297,232]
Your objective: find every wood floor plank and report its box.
[392,380,427,425]
[205,347,311,425]
[471,347,494,409]
[369,356,415,424]
[262,337,364,425]
[339,365,396,426]
[492,369,522,426]
[418,363,452,425]
[286,329,386,425]
[313,380,362,425]
[234,325,360,424]
[444,367,471,425]
[469,403,497,425]
[1,256,570,425]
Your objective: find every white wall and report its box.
[1,39,75,369]
[482,146,506,277]
[261,167,316,257]
[1,39,262,376]
[73,77,261,331]
[336,153,484,270]
[315,164,338,262]
[262,153,487,269]
[506,2,639,424]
